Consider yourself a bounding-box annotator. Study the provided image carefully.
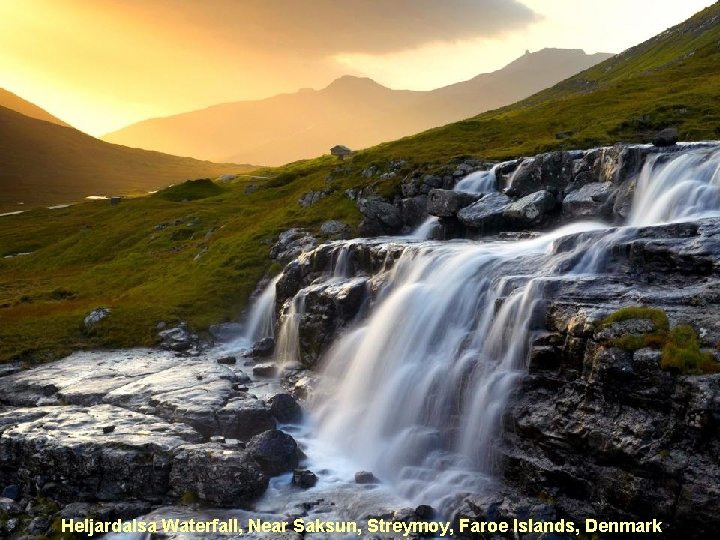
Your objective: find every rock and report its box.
[320,220,350,238]
[1,485,20,501]
[0,497,21,516]
[503,190,556,226]
[398,195,428,228]
[83,307,111,330]
[613,178,636,221]
[415,504,434,519]
[252,363,277,377]
[217,355,237,365]
[28,516,50,535]
[298,190,327,207]
[562,182,615,219]
[653,128,679,147]
[354,471,378,484]
[216,397,276,440]
[457,193,512,230]
[292,469,318,489]
[252,337,275,357]
[170,443,267,507]
[358,196,403,235]
[0,405,200,503]
[270,229,317,264]
[101,424,115,434]
[504,152,574,197]
[269,393,302,423]
[426,189,481,218]
[246,430,300,476]
[157,323,199,352]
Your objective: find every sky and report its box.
[0,0,716,136]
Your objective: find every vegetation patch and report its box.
[155,178,226,201]
[599,306,719,375]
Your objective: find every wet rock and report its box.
[157,323,199,351]
[612,178,636,221]
[83,307,111,330]
[246,430,300,476]
[427,189,481,218]
[653,128,679,147]
[217,355,237,365]
[505,152,574,197]
[562,182,615,219]
[415,504,434,519]
[457,193,512,230]
[252,337,275,357]
[269,393,302,423]
[252,363,277,377]
[1,484,20,501]
[503,190,557,227]
[28,516,50,535]
[354,471,378,484]
[101,424,115,434]
[216,396,276,440]
[398,195,428,228]
[0,405,200,503]
[0,497,21,516]
[170,443,268,507]
[292,468,318,489]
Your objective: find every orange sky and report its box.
[0,0,715,136]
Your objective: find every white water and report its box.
[298,146,720,511]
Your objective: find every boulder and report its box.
[1,484,20,501]
[292,469,318,489]
[426,189,481,218]
[83,307,111,331]
[246,429,300,476]
[503,190,556,227]
[270,228,317,263]
[320,220,350,238]
[653,128,679,147]
[562,182,616,219]
[457,193,512,229]
[358,196,403,235]
[298,190,327,207]
[252,337,275,357]
[398,195,429,228]
[354,471,378,484]
[170,443,267,507]
[252,363,277,377]
[269,393,303,424]
[216,396,276,440]
[157,323,199,352]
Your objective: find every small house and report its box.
[330,145,352,161]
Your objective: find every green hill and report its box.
[2,2,720,363]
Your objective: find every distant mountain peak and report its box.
[324,75,388,93]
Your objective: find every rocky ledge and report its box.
[0,349,304,537]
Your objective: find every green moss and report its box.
[661,325,720,375]
[180,490,200,505]
[601,306,670,333]
[600,308,719,375]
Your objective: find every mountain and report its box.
[0,88,70,127]
[102,48,612,166]
[0,105,251,211]
[372,2,720,162]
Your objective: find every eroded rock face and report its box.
[427,189,481,218]
[170,443,268,506]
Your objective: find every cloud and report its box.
[151,0,539,55]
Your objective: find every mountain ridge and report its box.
[0,87,71,128]
[102,48,612,165]
[0,105,252,211]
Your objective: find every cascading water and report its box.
[283,144,720,513]
[225,275,279,351]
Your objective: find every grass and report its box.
[2,4,720,363]
[599,307,719,375]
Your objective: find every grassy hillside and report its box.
[0,106,253,211]
[1,3,719,363]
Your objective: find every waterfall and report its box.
[273,145,720,511]
[226,275,279,351]
[410,162,507,240]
